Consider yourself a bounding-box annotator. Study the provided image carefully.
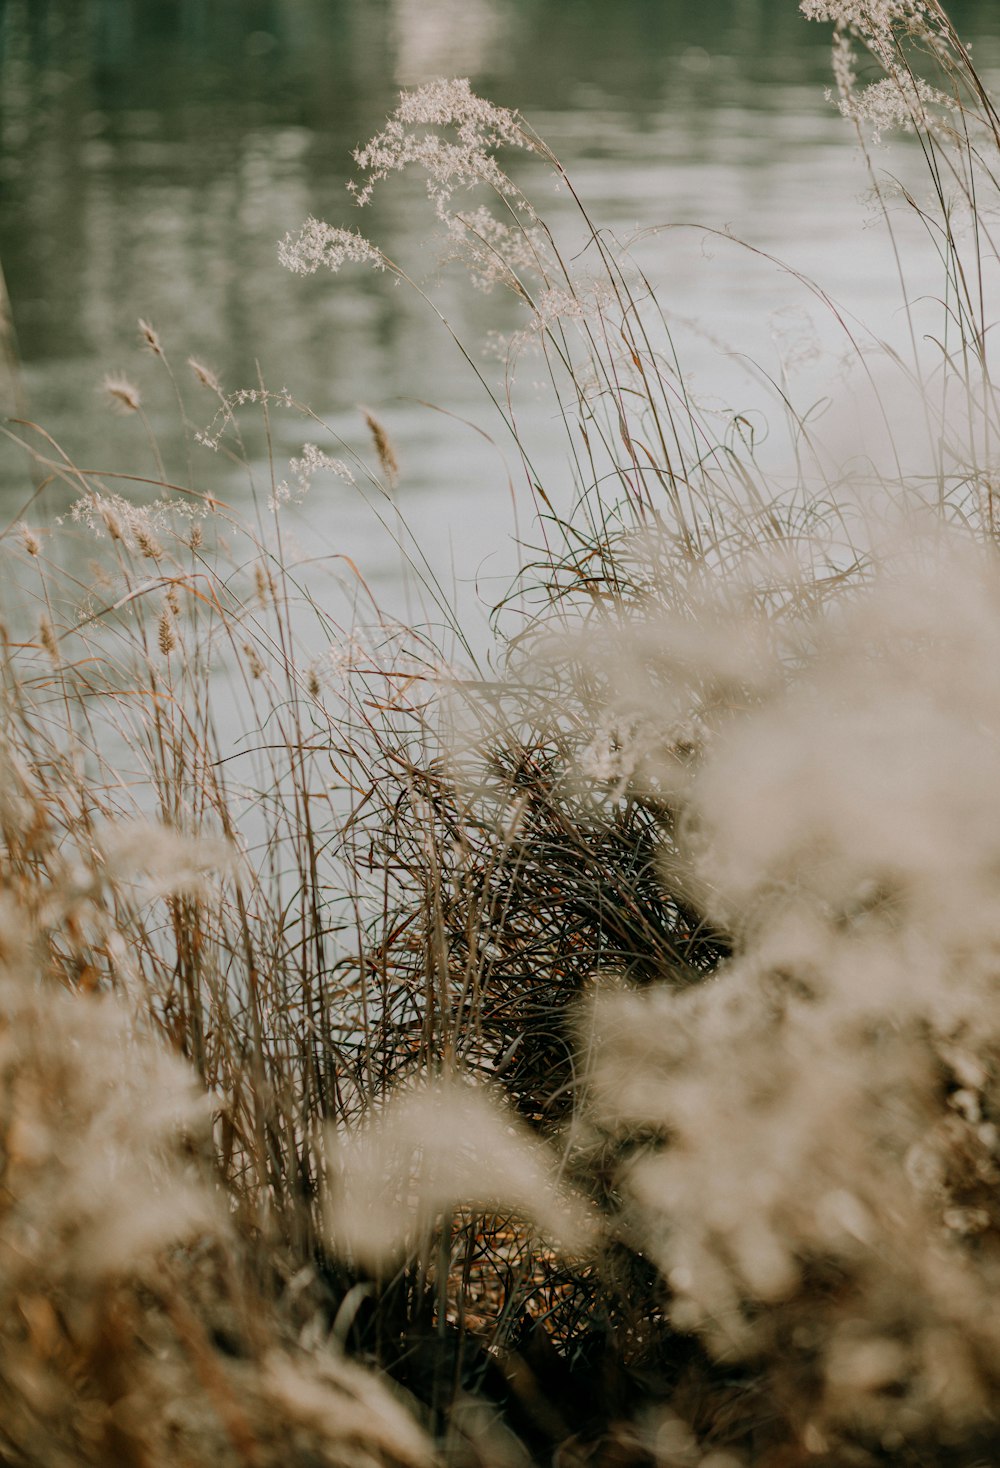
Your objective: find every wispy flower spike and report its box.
[362,409,400,488]
[101,373,142,413]
[277,220,387,276]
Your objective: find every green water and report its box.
[0,0,841,375]
[2,0,1000,612]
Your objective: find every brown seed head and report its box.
[188,358,221,394]
[243,642,265,679]
[102,373,142,413]
[99,502,125,541]
[363,408,400,488]
[135,527,164,561]
[254,562,276,605]
[158,606,178,656]
[138,318,163,357]
[38,616,60,664]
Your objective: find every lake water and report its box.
[3,0,1000,636]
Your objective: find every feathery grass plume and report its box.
[281,81,550,314]
[278,221,388,276]
[362,409,400,488]
[442,203,553,296]
[99,821,234,898]
[348,78,536,212]
[101,372,142,413]
[272,443,357,510]
[327,1078,595,1269]
[37,614,59,664]
[188,356,222,393]
[136,525,165,560]
[157,604,178,656]
[138,316,164,357]
[564,527,1000,1454]
[97,498,125,540]
[0,971,433,1468]
[254,561,274,604]
[242,640,265,679]
[69,487,203,553]
[799,0,999,289]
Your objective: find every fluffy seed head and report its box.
[187,357,221,393]
[101,373,141,413]
[138,318,163,357]
[135,527,164,561]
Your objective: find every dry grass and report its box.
[4,2,1000,1465]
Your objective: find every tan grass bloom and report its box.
[101,373,142,413]
[327,1079,595,1268]
[38,616,59,664]
[362,409,400,488]
[187,357,221,393]
[138,317,163,357]
[157,605,178,656]
[135,526,164,561]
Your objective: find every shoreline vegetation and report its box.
[5,2,1000,1464]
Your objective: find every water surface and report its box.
[2,0,1000,625]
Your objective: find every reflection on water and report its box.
[0,0,839,375]
[2,0,1000,616]
[391,0,509,82]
